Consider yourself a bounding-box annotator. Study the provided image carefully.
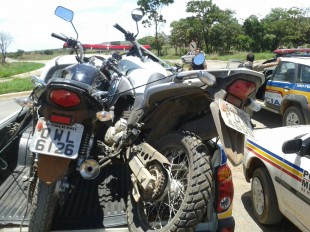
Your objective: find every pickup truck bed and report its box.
[0,110,213,232]
[0,110,129,230]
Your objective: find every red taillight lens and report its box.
[217,164,234,213]
[226,80,255,100]
[50,114,72,125]
[50,89,80,108]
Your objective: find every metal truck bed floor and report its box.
[0,163,131,230]
[0,166,30,227]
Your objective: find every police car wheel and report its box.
[251,168,283,225]
[283,106,305,126]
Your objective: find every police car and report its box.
[255,57,310,126]
[243,126,310,231]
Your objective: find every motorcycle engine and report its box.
[104,118,127,145]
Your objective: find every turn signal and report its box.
[96,111,114,122]
[14,97,34,108]
[50,89,80,107]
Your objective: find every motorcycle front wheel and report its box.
[29,180,58,232]
[127,131,213,232]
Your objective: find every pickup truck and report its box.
[255,57,310,126]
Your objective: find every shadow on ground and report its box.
[252,109,282,129]
[241,191,301,232]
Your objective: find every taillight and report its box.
[50,114,72,125]
[50,89,80,108]
[217,164,234,213]
[226,80,255,106]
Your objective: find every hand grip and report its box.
[113,23,127,35]
[51,33,68,42]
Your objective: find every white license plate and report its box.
[29,118,84,159]
[219,99,254,138]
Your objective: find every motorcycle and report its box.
[14,6,264,232]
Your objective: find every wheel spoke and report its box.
[128,133,212,231]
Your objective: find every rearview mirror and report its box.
[131,8,144,22]
[193,53,205,66]
[55,6,74,22]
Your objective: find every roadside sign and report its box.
[189,41,196,51]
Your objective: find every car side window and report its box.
[299,65,310,84]
[273,62,296,83]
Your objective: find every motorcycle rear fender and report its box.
[38,154,70,184]
[210,101,245,166]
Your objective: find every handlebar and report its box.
[113,23,128,36]
[51,32,83,62]
[51,33,68,42]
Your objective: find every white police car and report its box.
[243,125,310,231]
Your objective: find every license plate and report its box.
[29,118,84,159]
[219,99,254,138]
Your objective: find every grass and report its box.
[160,51,274,61]
[207,51,274,61]
[0,62,44,78]
[0,77,33,95]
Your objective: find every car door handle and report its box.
[283,87,291,91]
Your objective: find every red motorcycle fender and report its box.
[210,101,246,166]
[38,155,70,184]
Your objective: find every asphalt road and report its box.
[0,92,30,123]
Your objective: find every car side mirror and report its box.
[282,139,302,154]
[282,137,310,157]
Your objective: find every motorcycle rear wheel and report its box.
[29,180,58,232]
[127,131,213,232]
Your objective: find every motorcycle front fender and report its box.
[210,101,246,166]
[38,154,70,184]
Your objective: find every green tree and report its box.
[170,18,200,54]
[242,15,264,52]
[285,7,310,46]
[186,0,235,53]
[138,34,166,55]
[137,0,174,55]
[234,34,253,52]
[209,17,241,54]
[262,8,293,49]
[16,49,24,57]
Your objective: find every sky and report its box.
[1,0,310,52]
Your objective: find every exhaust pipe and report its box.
[80,159,100,180]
